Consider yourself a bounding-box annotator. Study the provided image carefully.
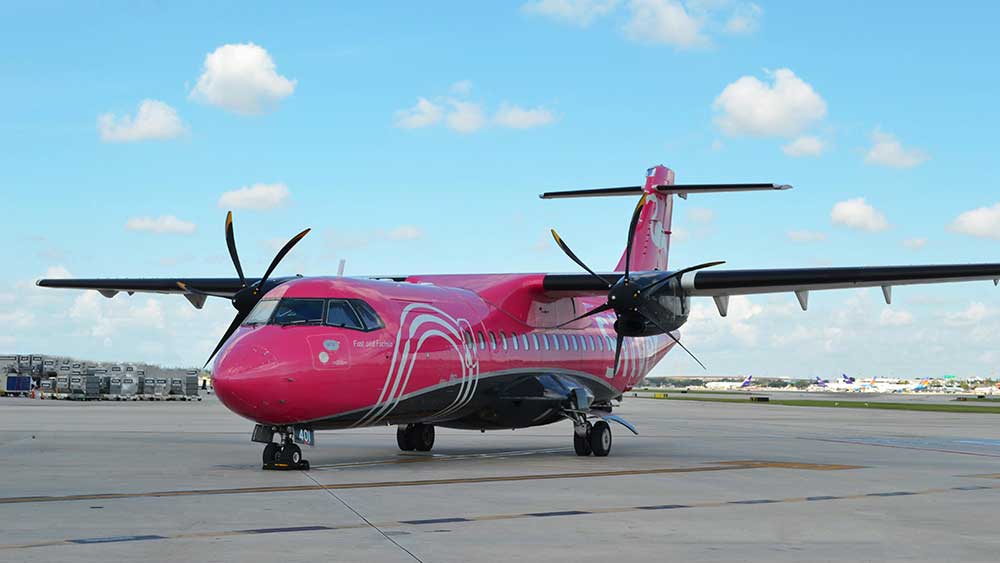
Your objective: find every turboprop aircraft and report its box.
[37,165,1000,470]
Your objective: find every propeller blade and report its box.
[258,228,311,289]
[551,229,611,286]
[176,281,231,299]
[612,332,625,377]
[225,212,247,287]
[623,194,648,281]
[554,302,613,328]
[640,260,727,295]
[204,308,251,369]
[642,312,707,371]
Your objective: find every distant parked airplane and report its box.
[705,375,754,390]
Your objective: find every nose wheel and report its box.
[571,419,613,457]
[262,436,310,470]
[397,423,435,452]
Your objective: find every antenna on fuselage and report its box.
[337,259,346,277]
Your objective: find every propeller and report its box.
[180,212,310,368]
[550,193,722,372]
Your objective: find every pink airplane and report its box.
[39,165,1000,469]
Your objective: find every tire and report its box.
[397,426,416,451]
[589,420,612,457]
[280,444,302,464]
[262,443,280,465]
[574,430,592,456]
[414,424,435,452]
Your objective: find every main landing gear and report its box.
[397,423,435,452]
[573,419,612,457]
[253,424,311,470]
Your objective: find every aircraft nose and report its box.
[212,328,294,423]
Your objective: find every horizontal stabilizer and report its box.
[539,183,791,199]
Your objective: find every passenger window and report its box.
[571,335,578,351]
[489,331,497,351]
[587,335,595,351]
[531,334,539,350]
[522,334,530,350]
[541,334,549,351]
[500,331,508,351]
[551,334,559,351]
[561,334,569,350]
[477,331,486,350]
[464,330,473,348]
[510,333,518,351]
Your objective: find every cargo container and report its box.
[108,377,123,399]
[69,374,100,400]
[120,376,138,399]
[2,372,32,396]
[39,377,55,397]
[152,377,170,400]
[55,374,70,398]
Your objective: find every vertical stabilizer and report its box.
[614,165,674,272]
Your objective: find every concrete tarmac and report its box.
[3,395,1000,562]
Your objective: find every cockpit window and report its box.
[243,299,279,325]
[325,300,363,330]
[350,300,384,331]
[272,299,325,325]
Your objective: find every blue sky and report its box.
[3,1,1000,378]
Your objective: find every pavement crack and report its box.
[300,470,423,563]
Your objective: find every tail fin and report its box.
[740,375,753,388]
[614,165,674,272]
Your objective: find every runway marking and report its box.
[4,482,997,552]
[0,460,860,506]
[808,437,1000,458]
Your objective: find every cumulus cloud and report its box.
[623,0,708,49]
[831,198,888,232]
[944,302,990,327]
[0,310,35,328]
[713,68,827,137]
[394,98,443,129]
[446,101,487,133]
[98,99,187,142]
[43,266,73,279]
[787,230,827,242]
[450,80,473,95]
[864,129,928,168]
[903,237,927,250]
[948,203,1000,239]
[879,308,913,327]
[494,104,556,129]
[217,183,289,210]
[189,43,296,115]
[782,135,824,157]
[522,0,619,27]
[383,225,424,241]
[70,292,166,340]
[724,2,762,34]
[125,215,196,234]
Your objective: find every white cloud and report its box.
[125,215,196,235]
[724,2,762,34]
[522,0,619,27]
[903,237,927,250]
[688,207,714,223]
[879,308,913,327]
[831,198,888,232]
[217,183,289,210]
[494,104,556,129]
[446,101,487,133]
[944,302,990,327]
[450,80,473,95]
[782,135,824,157]
[98,99,187,142]
[713,68,827,137]
[0,310,35,328]
[394,98,443,129]
[43,266,73,280]
[948,203,1000,240]
[864,129,928,168]
[623,0,708,49]
[70,292,166,339]
[787,230,827,242]
[383,225,424,241]
[189,43,296,115]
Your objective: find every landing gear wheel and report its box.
[280,443,302,465]
[590,420,612,457]
[262,442,280,465]
[414,424,435,452]
[574,422,593,456]
[397,425,416,451]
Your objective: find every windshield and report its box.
[271,299,325,325]
[326,300,363,330]
[243,299,279,325]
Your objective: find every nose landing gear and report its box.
[397,423,435,452]
[253,424,311,470]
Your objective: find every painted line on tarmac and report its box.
[0,460,859,506]
[3,481,997,552]
[808,437,1000,458]
[308,447,574,470]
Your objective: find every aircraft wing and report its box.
[35,278,254,308]
[543,263,1000,313]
